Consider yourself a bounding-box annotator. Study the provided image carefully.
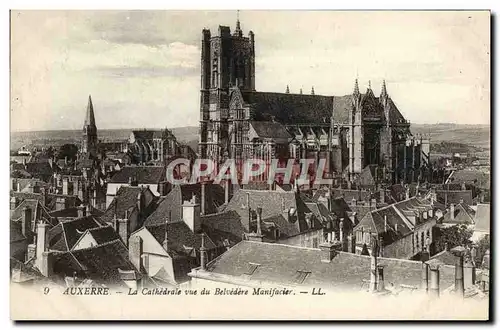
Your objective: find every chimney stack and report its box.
[201,182,206,215]
[428,263,441,298]
[384,215,387,232]
[369,236,379,292]
[182,196,201,233]
[62,177,69,195]
[256,207,262,235]
[118,217,130,247]
[77,205,85,218]
[450,203,455,220]
[35,220,50,274]
[421,262,429,292]
[319,241,340,263]
[200,233,208,270]
[22,207,32,238]
[377,265,385,292]
[129,235,143,272]
[451,246,466,298]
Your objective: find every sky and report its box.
[10,10,490,132]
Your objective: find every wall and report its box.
[72,233,98,251]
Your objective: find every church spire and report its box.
[84,95,96,128]
[353,78,360,96]
[311,86,315,95]
[380,79,388,98]
[286,85,290,94]
[234,10,242,36]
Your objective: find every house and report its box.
[23,160,59,182]
[50,239,139,288]
[439,201,476,227]
[128,202,219,286]
[100,186,157,245]
[222,189,325,248]
[471,204,490,242]
[188,240,457,294]
[71,225,122,251]
[106,166,166,207]
[49,204,104,221]
[48,216,105,252]
[353,197,438,259]
[143,183,225,227]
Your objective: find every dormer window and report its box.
[293,270,311,284]
[244,262,260,276]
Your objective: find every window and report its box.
[356,231,363,243]
[244,263,260,276]
[293,271,311,284]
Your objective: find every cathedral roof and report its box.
[238,90,407,126]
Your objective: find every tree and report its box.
[57,143,79,161]
[434,225,473,252]
[474,234,490,266]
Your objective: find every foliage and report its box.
[474,234,490,266]
[56,143,79,161]
[434,225,473,252]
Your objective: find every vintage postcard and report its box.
[9,10,490,320]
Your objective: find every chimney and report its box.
[129,236,143,272]
[128,176,133,185]
[62,177,69,195]
[339,218,344,243]
[384,215,387,232]
[423,211,428,220]
[224,180,230,204]
[451,246,466,298]
[461,182,466,191]
[64,156,68,165]
[77,205,85,218]
[41,187,47,206]
[428,263,441,298]
[351,198,357,206]
[405,186,410,200]
[369,236,379,292]
[137,191,145,215]
[55,197,66,211]
[256,207,262,235]
[319,241,340,263]
[429,208,434,218]
[27,242,36,262]
[17,182,21,192]
[85,204,91,216]
[201,182,206,215]
[35,221,50,272]
[421,262,429,292]
[22,207,32,238]
[370,198,377,209]
[377,265,385,292]
[450,203,455,221]
[10,197,19,210]
[200,233,208,270]
[11,179,17,191]
[118,218,130,247]
[347,233,355,253]
[182,197,201,233]
[379,188,385,204]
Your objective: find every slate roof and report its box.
[249,121,292,140]
[131,130,166,140]
[49,205,104,219]
[224,189,300,231]
[85,225,121,245]
[144,222,217,254]
[48,216,103,251]
[201,211,246,247]
[442,202,476,225]
[109,166,165,184]
[202,241,456,290]
[101,186,153,224]
[242,91,334,124]
[52,239,137,283]
[25,161,58,180]
[429,250,457,266]
[45,194,83,212]
[474,204,490,233]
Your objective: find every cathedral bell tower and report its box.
[82,95,98,158]
[199,12,256,161]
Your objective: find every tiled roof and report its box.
[144,222,217,254]
[48,216,103,251]
[87,225,121,245]
[442,202,476,225]
[49,206,104,219]
[52,239,137,283]
[109,166,165,184]
[101,186,153,224]
[241,91,334,124]
[224,189,298,231]
[201,211,246,246]
[430,250,457,266]
[474,204,490,233]
[131,130,166,140]
[249,121,292,140]
[202,241,456,290]
[436,190,473,206]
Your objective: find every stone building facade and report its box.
[198,20,431,185]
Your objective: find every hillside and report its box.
[410,123,490,150]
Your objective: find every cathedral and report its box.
[198,19,431,185]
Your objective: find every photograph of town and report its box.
[9,10,490,320]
